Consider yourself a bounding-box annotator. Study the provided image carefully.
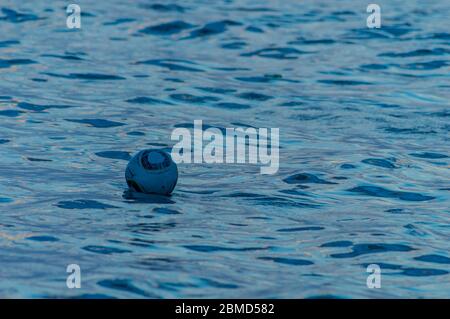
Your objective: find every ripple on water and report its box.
[69,294,116,299]
[183,20,242,39]
[283,173,337,185]
[241,47,307,59]
[65,119,126,128]
[410,152,448,159]
[221,41,247,50]
[56,200,118,210]
[199,278,239,289]
[26,157,52,162]
[41,53,84,61]
[183,245,269,253]
[289,37,336,45]
[0,110,24,117]
[135,59,204,72]
[27,236,59,242]
[17,102,77,112]
[235,74,288,83]
[277,226,324,232]
[43,72,126,80]
[225,192,319,208]
[246,26,264,33]
[258,257,314,266]
[321,241,353,248]
[401,60,448,70]
[213,102,251,110]
[340,163,356,169]
[379,48,450,58]
[140,3,186,12]
[97,279,158,298]
[170,93,220,104]
[384,126,437,135]
[127,221,177,234]
[173,122,226,133]
[236,92,273,101]
[122,190,175,204]
[318,79,372,86]
[83,245,131,255]
[401,268,448,277]
[196,87,237,95]
[138,257,183,272]
[330,243,415,259]
[126,97,173,105]
[95,151,131,161]
[0,58,36,68]
[414,254,450,264]
[347,185,435,202]
[0,8,42,23]
[138,21,195,35]
[0,40,20,47]
[103,18,136,26]
[361,158,397,168]
[153,207,182,215]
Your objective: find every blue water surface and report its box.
[0,0,449,298]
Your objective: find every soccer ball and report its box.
[125,149,178,195]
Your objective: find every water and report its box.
[0,0,449,298]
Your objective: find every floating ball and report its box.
[125,149,178,195]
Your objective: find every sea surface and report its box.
[0,0,449,298]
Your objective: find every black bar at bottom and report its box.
[0,299,446,318]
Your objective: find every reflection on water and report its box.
[0,0,449,298]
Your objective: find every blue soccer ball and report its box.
[125,149,178,195]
